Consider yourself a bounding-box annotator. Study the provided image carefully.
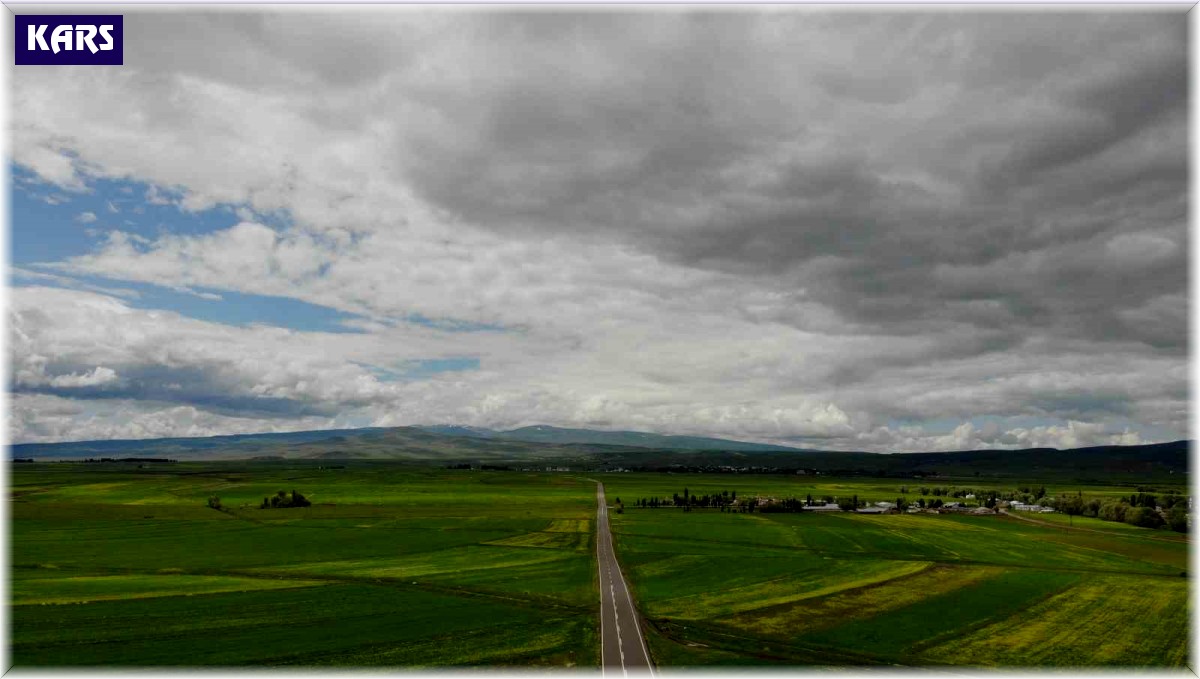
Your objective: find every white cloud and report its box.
[75,211,98,224]
[6,10,1187,448]
[854,419,1147,453]
[48,367,120,389]
[10,393,341,444]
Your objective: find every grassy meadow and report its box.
[9,463,1190,668]
[10,461,598,667]
[600,473,1190,668]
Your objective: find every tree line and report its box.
[1049,490,1187,532]
[631,487,740,511]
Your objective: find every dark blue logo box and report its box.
[15,15,123,65]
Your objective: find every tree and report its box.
[1098,500,1129,523]
[837,496,857,511]
[1058,494,1084,517]
[262,489,312,509]
[207,496,222,510]
[1168,506,1189,533]
[1125,506,1164,529]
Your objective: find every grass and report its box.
[798,569,1080,659]
[636,556,930,619]
[11,583,591,666]
[10,463,598,667]
[12,573,329,605]
[10,464,1189,668]
[921,574,1190,666]
[601,473,1190,668]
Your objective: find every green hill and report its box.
[10,426,1189,483]
[417,424,808,452]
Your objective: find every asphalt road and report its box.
[596,483,655,676]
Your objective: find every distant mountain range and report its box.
[10,424,805,460]
[9,425,1189,482]
[415,424,808,452]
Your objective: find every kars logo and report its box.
[15,15,123,65]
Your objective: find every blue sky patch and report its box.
[11,164,290,265]
[359,358,482,382]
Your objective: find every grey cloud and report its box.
[381,10,1187,357]
[8,8,1188,448]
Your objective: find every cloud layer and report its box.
[8,8,1188,451]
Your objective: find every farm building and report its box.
[1010,502,1055,513]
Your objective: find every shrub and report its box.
[1124,506,1165,529]
[1097,500,1129,523]
[1167,506,1188,533]
[262,489,312,509]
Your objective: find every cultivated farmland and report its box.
[601,474,1189,667]
[10,462,598,667]
[9,462,1190,668]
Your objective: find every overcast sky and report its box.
[8,7,1189,451]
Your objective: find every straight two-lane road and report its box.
[596,483,655,676]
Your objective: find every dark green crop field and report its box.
[601,474,1190,668]
[10,462,598,667]
[9,463,1190,668]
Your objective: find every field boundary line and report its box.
[999,509,1191,544]
[646,617,897,667]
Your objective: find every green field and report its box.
[600,473,1190,668]
[9,463,1190,668]
[10,462,598,667]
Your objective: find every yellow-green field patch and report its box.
[248,544,577,581]
[730,564,1001,638]
[545,519,590,533]
[847,513,997,532]
[486,531,588,551]
[649,559,930,619]
[919,575,1189,667]
[12,574,327,605]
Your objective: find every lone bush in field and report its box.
[262,489,312,509]
[206,496,222,510]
